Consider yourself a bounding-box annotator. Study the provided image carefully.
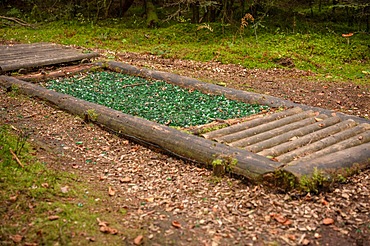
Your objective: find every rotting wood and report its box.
[217,110,316,144]
[287,130,370,166]
[247,116,342,153]
[229,114,328,148]
[259,119,358,157]
[277,123,370,163]
[202,107,303,140]
[0,75,280,180]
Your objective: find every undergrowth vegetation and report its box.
[0,8,369,84]
[0,125,127,245]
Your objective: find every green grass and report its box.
[0,125,137,245]
[1,18,369,84]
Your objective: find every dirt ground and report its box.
[1,52,369,245]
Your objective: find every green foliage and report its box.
[0,125,135,244]
[1,17,368,83]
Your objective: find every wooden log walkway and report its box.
[0,42,99,73]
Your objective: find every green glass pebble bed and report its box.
[46,71,268,127]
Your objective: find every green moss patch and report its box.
[46,71,268,127]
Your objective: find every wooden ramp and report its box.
[0,42,98,73]
[202,107,370,176]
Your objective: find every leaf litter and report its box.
[1,54,369,245]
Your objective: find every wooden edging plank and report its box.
[0,75,280,180]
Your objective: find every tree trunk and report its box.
[145,0,159,27]
[120,0,135,17]
[191,1,200,24]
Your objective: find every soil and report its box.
[1,51,369,245]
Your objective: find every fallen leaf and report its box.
[314,117,324,122]
[120,177,132,183]
[10,234,23,243]
[9,194,18,202]
[145,197,154,202]
[134,235,143,245]
[48,215,60,221]
[172,220,182,228]
[323,218,334,225]
[108,186,116,196]
[287,234,296,241]
[302,239,310,245]
[60,186,69,193]
[270,213,290,224]
[41,183,49,188]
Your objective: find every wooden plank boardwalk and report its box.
[0,42,98,73]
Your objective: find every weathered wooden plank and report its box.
[219,110,316,144]
[287,130,370,166]
[258,119,357,157]
[202,107,303,140]
[276,123,370,163]
[247,116,342,153]
[229,114,328,148]
[284,142,370,177]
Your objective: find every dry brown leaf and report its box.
[9,194,18,202]
[41,183,49,188]
[10,234,23,243]
[314,117,324,122]
[48,215,60,221]
[271,213,289,224]
[172,220,182,229]
[134,235,143,245]
[287,234,296,241]
[302,239,310,245]
[120,177,132,183]
[145,197,154,202]
[323,218,334,225]
[108,186,116,196]
[60,186,69,193]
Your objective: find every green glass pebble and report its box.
[47,71,269,127]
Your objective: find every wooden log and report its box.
[287,130,370,166]
[105,61,370,125]
[106,61,299,108]
[284,142,370,178]
[248,116,342,153]
[217,110,316,144]
[202,107,303,140]
[277,123,370,163]
[230,114,328,149]
[258,119,357,157]
[0,75,280,180]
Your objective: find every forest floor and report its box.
[0,51,369,245]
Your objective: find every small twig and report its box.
[9,148,24,168]
[0,15,34,28]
